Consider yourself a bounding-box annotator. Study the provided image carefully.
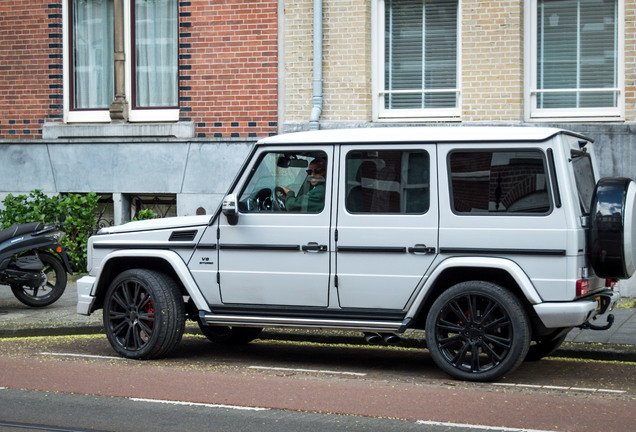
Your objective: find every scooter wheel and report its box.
[11,252,67,307]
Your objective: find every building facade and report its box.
[2,0,636,215]
[282,0,636,181]
[0,0,278,222]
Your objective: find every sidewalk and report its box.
[1,280,635,361]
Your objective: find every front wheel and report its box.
[11,252,67,307]
[425,281,530,382]
[103,269,185,359]
[198,320,262,345]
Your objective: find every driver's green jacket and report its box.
[285,184,325,213]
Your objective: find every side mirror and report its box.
[222,194,239,225]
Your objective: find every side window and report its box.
[449,150,551,214]
[345,150,430,214]
[238,151,328,214]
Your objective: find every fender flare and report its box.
[93,249,211,313]
[406,256,542,318]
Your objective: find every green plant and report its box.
[128,208,158,222]
[0,190,101,272]
[0,190,62,227]
[58,192,101,272]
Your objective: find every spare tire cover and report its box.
[589,177,636,279]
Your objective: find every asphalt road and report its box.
[1,333,635,432]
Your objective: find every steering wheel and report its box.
[253,188,274,211]
[274,187,287,211]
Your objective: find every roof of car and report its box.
[257,126,591,145]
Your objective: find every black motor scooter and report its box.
[0,222,73,307]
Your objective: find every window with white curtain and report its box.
[375,0,459,120]
[71,0,114,110]
[133,0,178,108]
[527,0,623,119]
[65,0,178,122]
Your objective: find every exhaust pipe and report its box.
[382,333,401,345]
[364,333,401,345]
[364,333,383,344]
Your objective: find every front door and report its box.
[335,144,438,310]
[217,146,333,307]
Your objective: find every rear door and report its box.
[335,144,438,310]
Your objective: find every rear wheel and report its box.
[425,281,530,382]
[103,269,185,359]
[197,321,262,345]
[525,330,569,361]
[11,252,67,307]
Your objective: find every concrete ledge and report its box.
[43,121,195,140]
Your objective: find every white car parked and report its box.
[78,127,632,381]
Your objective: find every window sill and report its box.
[43,121,195,140]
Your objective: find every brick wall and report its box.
[462,0,523,121]
[284,0,371,125]
[0,1,63,139]
[179,0,278,138]
[0,0,278,140]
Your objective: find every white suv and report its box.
[77,127,632,381]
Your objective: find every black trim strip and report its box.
[93,243,195,249]
[211,305,406,321]
[337,246,407,253]
[547,148,562,208]
[196,243,217,250]
[220,244,301,251]
[439,247,566,256]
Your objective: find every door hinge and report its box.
[217,227,220,240]
[334,229,338,242]
[334,275,338,288]
[216,272,220,284]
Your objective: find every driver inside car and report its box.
[279,158,326,212]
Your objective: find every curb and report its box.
[2,325,632,363]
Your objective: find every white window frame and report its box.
[62,0,179,124]
[524,0,624,122]
[372,0,462,122]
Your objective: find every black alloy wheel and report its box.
[103,269,185,359]
[11,252,67,307]
[426,281,530,382]
[197,321,263,345]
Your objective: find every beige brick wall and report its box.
[462,0,523,122]
[284,0,371,125]
[284,0,314,124]
[284,0,632,126]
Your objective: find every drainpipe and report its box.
[309,0,323,131]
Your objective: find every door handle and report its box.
[302,242,328,253]
[408,244,436,254]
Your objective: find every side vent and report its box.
[169,230,198,242]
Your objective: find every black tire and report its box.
[11,252,67,307]
[525,331,569,361]
[589,177,636,279]
[197,321,262,345]
[103,269,185,359]
[425,281,531,382]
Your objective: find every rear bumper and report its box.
[533,290,620,328]
[76,275,96,315]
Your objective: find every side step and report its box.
[199,311,411,333]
